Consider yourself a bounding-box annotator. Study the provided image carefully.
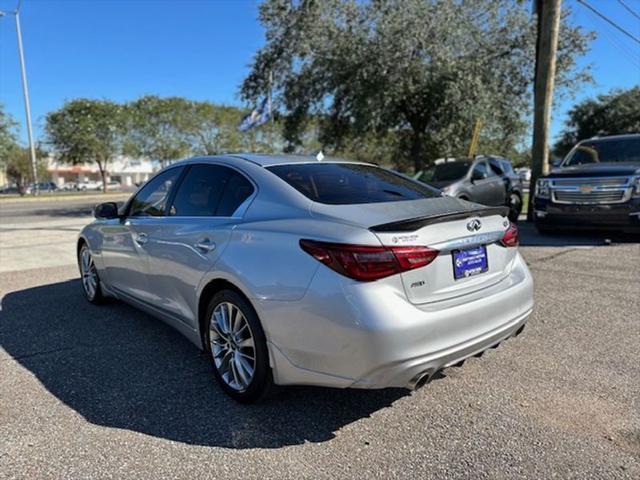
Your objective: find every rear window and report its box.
[419,161,471,182]
[267,163,439,205]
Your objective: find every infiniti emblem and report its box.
[466,219,482,232]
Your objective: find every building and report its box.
[47,155,156,188]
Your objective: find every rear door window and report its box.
[267,163,438,205]
[170,164,254,217]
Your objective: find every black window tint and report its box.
[488,159,504,176]
[420,161,471,182]
[129,167,181,217]
[217,172,254,216]
[170,164,231,217]
[267,163,438,205]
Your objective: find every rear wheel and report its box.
[204,289,273,403]
[78,244,104,304]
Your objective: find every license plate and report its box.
[452,245,488,280]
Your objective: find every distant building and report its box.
[47,156,156,187]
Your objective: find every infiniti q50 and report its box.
[78,154,534,403]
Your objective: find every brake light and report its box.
[500,222,519,247]
[300,239,439,281]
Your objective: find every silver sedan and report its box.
[78,154,534,403]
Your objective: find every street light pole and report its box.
[1,3,39,195]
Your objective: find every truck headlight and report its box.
[535,178,551,199]
[632,176,640,198]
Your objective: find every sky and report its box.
[1,0,639,147]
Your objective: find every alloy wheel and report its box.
[209,302,256,392]
[80,247,98,300]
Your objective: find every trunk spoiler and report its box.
[370,206,509,232]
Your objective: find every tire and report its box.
[507,193,522,223]
[204,289,273,403]
[78,243,105,304]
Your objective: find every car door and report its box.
[99,166,183,303]
[468,160,497,205]
[487,158,509,205]
[140,163,256,329]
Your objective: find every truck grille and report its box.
[552,177,629,187]
[554,190,626,204]
[551,176,632,204]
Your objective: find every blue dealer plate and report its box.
[452,245,488,280]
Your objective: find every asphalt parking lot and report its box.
[1,198,639,479]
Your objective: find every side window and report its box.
[169,164,254,217]
[472,162,489,180]
[129,167,182,217]
[217,172,255,216]
[488,159,504,176]
[501,160,514,174]
[170,164,232,217]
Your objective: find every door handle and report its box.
[194,238,216,253]
[134,233,148,246]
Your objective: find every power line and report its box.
[617,0,640,21]
[577,0,640,45]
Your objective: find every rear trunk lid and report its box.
[311,197,515,304]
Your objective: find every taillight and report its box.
[500,222,519,247]
[300,239,439,281]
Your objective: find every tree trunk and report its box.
[97,161,108,193]
[410,128,427,173]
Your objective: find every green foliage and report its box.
[5,146,49,193]
[0,104,20,170]
[46,99,126,192]
[554,87,640,157]
[242,0,593,172]
[125,96,193,165]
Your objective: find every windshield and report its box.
[267,163,439,205]
[419,161,471,182]
[563,138,640,166]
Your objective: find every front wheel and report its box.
[78,244,104,304]
[204,289,273,403]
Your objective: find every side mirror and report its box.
[94,202,120,219]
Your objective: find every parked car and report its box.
[534,134,640,234]
[79,154,533,402]
[61,182,79,191]
[415,156,523,221]
[516,167,531,186]
[106,180,122,191]
[77,180,102,191]
[25,182,58,194]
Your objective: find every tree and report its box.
[5,146,48,194]
[554,87,640,157]
[242,0,593,172]
[126,96,192,167]
[0,104,19,172]
[183,103,244,155]
[46,99,125,192]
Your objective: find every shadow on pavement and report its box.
[518,221,639,247]
[0,280,407,448]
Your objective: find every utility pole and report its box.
[1,2,39,195]
[528,0,562,221]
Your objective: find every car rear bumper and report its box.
[533,197,640,232]
[258,252,534,390]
